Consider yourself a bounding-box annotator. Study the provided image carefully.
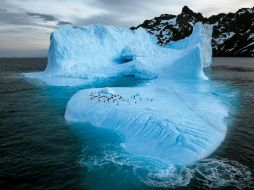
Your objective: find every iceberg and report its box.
[26,23,212,85]
[27,23,229,165]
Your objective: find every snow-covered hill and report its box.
[131,6,254,57]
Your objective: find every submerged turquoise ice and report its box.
[26,23,228,166]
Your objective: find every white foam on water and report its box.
[190,158,253,189]
[79,150,253,189]
[135,165,192,188]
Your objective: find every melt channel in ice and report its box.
[26,23,228,166]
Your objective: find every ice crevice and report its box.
[26,23,229,166]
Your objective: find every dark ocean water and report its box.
[0,57,253,190]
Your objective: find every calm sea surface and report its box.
[0,57,253,190]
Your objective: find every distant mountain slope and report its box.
[131,6,254,57]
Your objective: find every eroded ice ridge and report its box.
[28,23,229,165]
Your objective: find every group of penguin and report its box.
[89,92,153,105]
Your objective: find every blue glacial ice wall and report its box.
[26,23,213,86]
[27,23,229,166]
[167,24,213,68]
